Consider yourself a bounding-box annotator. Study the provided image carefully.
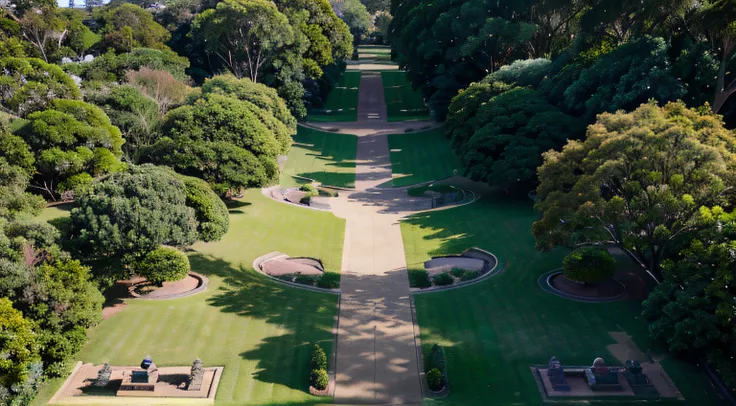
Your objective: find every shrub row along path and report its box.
[307,72,437,404]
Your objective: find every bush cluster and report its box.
[562,247,616,284]
[408,269,431,288]
[433,272,453,286]
[135,246,190,286]
[310,344,329,390]
[317,272,340,289]
[426,368,443,391]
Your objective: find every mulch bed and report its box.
[549,273,625,300]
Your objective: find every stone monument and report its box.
[546,356,570,391]
[585,357,622,390]
[94,362,112,387]
[188,358,204,391]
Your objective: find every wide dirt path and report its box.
[324,72,430,404]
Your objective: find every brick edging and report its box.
[128,272,209,301]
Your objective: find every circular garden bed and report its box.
[539,270,626,303]
[127,272,209,300]
[253,252,340,292]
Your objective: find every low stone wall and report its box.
[252,252,340,295]
[412,248,502,294]
[128,272,209,301]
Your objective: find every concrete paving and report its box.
[330,72,425,404]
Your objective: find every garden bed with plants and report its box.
[253,251,341,291]
[409,248,499,290]
[424,344,449,396]
[538,247,627,302]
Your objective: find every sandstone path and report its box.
[316,72,434,404]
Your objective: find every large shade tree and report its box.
[14,99,125,200]
[532,102,736,273]
[191,0,294,83]
[68,165,199,284]
[93,3,170,53]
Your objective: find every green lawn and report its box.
[308,71,361,122]
[281,126,357,189]
[35,202,74,222]
[400,196,726,406]
[388,127,463,187]
[32,190,345,406]
[382,71,430,122]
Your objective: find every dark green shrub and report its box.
[562,247,616,284]
[295,274,318,285]
[179,175,229,242]
[311,344,327,371]
[135,246,190,286]
[460,271,479,281]
[311,368,328,390]
[408,269,431,288]
[426,368,443,391]
[450,268,466,278]
[317,272,340,289]
[300,196,311,205]
[427,344,446,372]
[299,184,318,196]
[433,272,453,286]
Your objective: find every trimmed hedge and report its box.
[426,344,447,391]
[135,246,190,286]
[311,368,328,390]
[311,344,327,370]
[562,247,616,284]
[317,272,340,289]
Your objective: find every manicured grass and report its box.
[381,71,430,122]
[308,71,361,122]
[400,196,727,405]
[36,202,74,222]
[388,127,463,187]
[281,126,357,189]
[32,190,344,406]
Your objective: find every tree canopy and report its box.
[93,3,171,53]
[0,57,81,116]
[532,102,736,273]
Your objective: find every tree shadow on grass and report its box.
[296,172,356,189]
[225,199,252,214]
[189,254,337,395]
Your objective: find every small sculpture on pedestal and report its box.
[188,358,204,391]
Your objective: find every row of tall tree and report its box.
[390,0,736,121]
[391,0,736,390]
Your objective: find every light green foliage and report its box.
[200,75,294,154]
[388,128,463,187]
[333,0,372,45]
[533,102,736,272]
[135,246,190,286]
[310,368,328,390]
[490,58,551,88]
[201,75,297,133]
[450,87,583,189]
[310,344,327,370]
[148,93,283,193]
[14,99,125,199]
[0,297,37,388]
[191,0,294,83]
[562,247,616,283]
[280,126,357,189]
[0,57,81,116]
[69,165,198,283]
[0,259,103,377]
[93,3,170,53]
[59,9,100,58]
[179,175,229,242]
[70,48,191,82]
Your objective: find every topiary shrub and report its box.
[135,246,190,286]
[408,269,431,288]
[317,272,340,289]
[311,368,328,390]
[427,344,446,373]
[433,272,453,286]
[311,344,327,371]
[562,247,616,284]
[426,368,443,391]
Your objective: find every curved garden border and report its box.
[262,186,334,212]
[252,252,340,295]
[128,272,209,300]
[411,248,503,294]
[537,269,627,303]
